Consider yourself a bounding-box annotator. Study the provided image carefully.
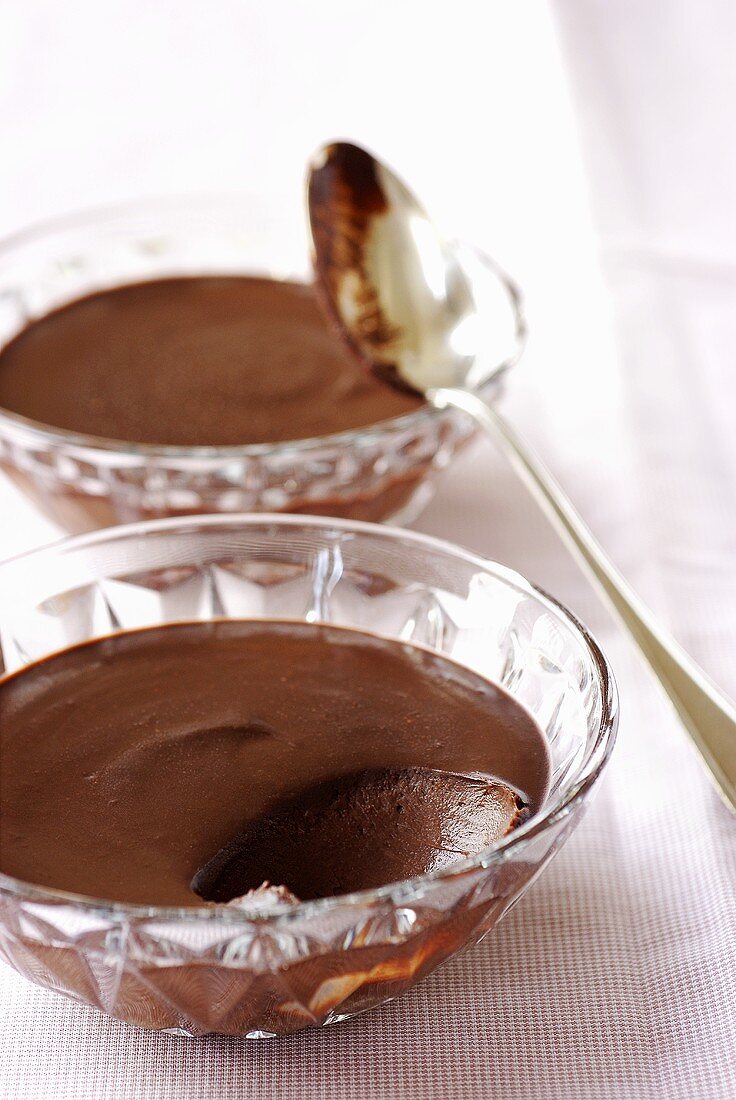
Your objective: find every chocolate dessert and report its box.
[0,277,422,447]
[0,621,549,907]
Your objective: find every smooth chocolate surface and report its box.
[0,621,550,906]
[0,277,421,446]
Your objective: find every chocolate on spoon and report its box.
[191,767,527,903]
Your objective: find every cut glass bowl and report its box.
[0,515,617,1036]
[0,197,487,532]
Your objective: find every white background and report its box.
[0,3,734,1098]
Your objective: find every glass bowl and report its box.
[0,196,488,533]
[0,515,617,1037]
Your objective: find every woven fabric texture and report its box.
[1,1,735,1095]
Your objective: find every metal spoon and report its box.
[307,141,736,813]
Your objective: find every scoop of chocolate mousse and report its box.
[192,766,528,903]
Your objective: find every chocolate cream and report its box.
[0,277,422,446]
[0,621,550,907]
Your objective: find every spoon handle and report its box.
[432,386,736,813]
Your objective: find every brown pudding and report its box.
[0,621,549,907]
[0,276,422,447]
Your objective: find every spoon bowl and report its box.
[308,141,526,394]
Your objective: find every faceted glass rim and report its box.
[0,513,619,925]
[0,194,504,459]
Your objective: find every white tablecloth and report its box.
[0,2,734,1097]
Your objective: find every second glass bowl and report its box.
[0,196,488,533]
